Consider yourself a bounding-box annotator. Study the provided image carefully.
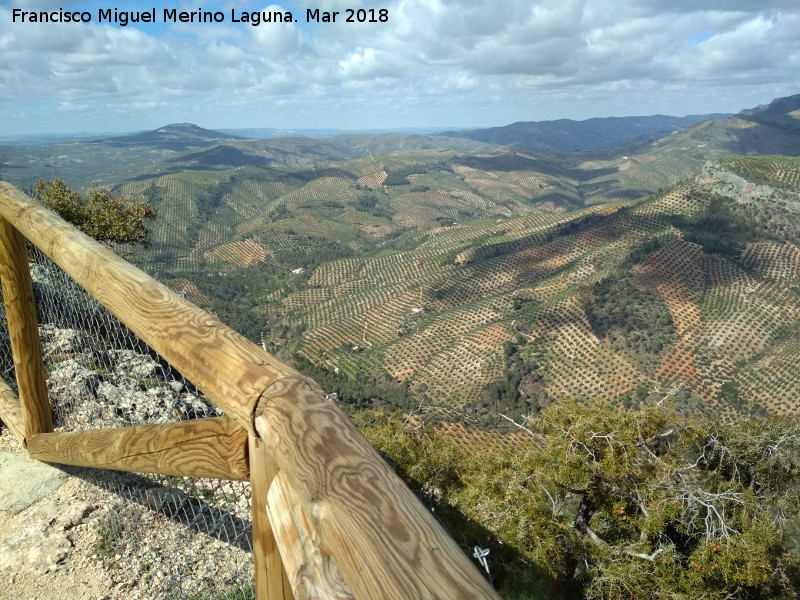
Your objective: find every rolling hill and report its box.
[228,158,799,424]
[609,93,800,183]
[0,127,489,192]
[438,113,731,152]
[109,143,800,427]
[115,143,664,278]
[3,94,800,427]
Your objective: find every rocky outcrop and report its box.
[698,161,800,208]
[0,500,93,574]
[39,323,220,430]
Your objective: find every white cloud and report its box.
[1,1,799,133]
[251,4,301,56]
[338,47,399,81]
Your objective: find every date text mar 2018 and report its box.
[307,8,389,22]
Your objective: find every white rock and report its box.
[0,521,73,574]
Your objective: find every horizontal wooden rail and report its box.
[255,376,499,599]
[27,417,250,480]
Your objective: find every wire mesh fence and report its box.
[1,243,256,599]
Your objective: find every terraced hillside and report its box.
[252,159,800,423]
[115,141,714,280]
[5,96,800,427]
[83,127,799,424]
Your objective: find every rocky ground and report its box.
[0,428,116,600]
[1,275,256,599]
[0,427,255,600]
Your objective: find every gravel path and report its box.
[0,426,255,600]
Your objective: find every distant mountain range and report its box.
[5,94,800,200]
[93,122,246,151]
[220,126,450,138]
[438,114,733,152]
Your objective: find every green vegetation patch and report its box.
[355,192,395,219]
[33,178,157,247]
[383,163,431,185]
[293,353,417,411]
[357,401,800,600]
[670,193,779,257]
[586,273,675,375]
[267,203,292,221]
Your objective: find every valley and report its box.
[2,97,800,430]
[3,93,800,600]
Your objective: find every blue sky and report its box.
[1,0,799,135]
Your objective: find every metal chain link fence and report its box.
[1,244,256,599]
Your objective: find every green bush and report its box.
[33,178,156,247]
[356,402,800,599]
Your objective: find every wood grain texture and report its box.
[250,434,295,600]
[267,470,354,600]
[255,376,500,600]
[0,184,498,598]
[0,216,52,440]
[0,183,296,434]
[0,376,25,444]
[27,417,249,480]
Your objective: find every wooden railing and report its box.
[0,182,500,600]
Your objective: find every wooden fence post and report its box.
[250,434,294,600]
[267,472,354,600]
[0,376,25,444]
[0,217,52,442]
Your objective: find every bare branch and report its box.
[402,399,426,427]
[499,413,545,445]
[657,382,683,405]
[673,488,745,542]
[626,546,666,561]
